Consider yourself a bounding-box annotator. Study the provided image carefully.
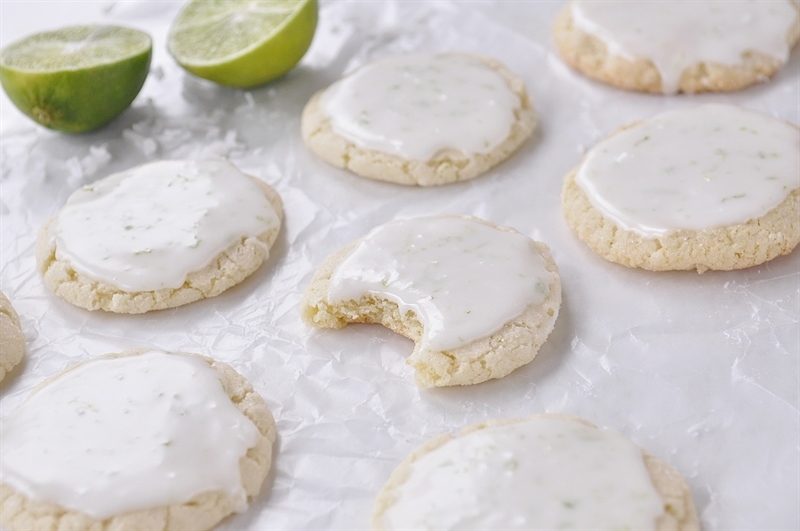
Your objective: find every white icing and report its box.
[50,159,280,291]
[571,0,798,94]
[0,351,260,519]
[576,104,800,237]
[328,217,553,352]
[319,53,521,160]
[382,417,665,530]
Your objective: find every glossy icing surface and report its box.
[383,417,664,530]
[51,159,280,291]
[572,0,798,93]
[0,351,259,519]
[320,53,520,160]
[576,104,800,236]
[328,217,553,351]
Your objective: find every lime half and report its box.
[168,0,318,88]
[0,25,152,133]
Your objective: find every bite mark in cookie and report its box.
[301,216,561,387]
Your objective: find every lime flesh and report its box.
[168,0,317,88]
[0,25,152,133]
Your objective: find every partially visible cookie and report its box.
[36,159,283,313]
[302,53,537,186]
[301,216,561,387]
[553,1,800,94]
[372,414,700,531]
[0,349,276,531]
[0,290,24,382]
[562,104,800,272]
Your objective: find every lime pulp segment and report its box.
[169,0,309,65]
[1,26,151,71]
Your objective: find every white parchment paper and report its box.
[1,1,798,529]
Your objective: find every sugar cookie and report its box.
[301,216,561,387]
[554,1,800,94]
[372,414,700,531]
[0,349,275,531]
[0,290,24,382]
[562,104,800,272]
[301,53,537,186]
[36,159,283,313]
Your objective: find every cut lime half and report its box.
[0,25,152,133]
[168,0,318,88]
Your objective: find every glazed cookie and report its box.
[301,216,561,387]
[562,104,800,272]
[0,290,24,382]
[301,53,537,186]
[372,414,700,531]
[554,0,800,94]
[36,159,283,313]
[0,349,276,531]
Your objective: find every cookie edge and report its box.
[552,1,800,94]
[0,291,25,382]
[36,174,284,314]
[561,151,800,272]
[370,413,700,531]
[301,53,538,186]
[299,215,562,387]
[0,348,276,531]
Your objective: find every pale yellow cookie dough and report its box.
[553,2,800,94]
[300,217,561,387]
[36,178,283,314]
[0,349,276,531]
[561,164,800,273]
[372,414,700,531]
[561,107,800,273]
[0,290,24,382]
[301,53,537,186]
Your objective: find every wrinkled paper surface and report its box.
[1,1,798,529]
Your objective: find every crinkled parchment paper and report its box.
[1,1,798,529]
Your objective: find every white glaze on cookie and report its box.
[328,217,553,351]
[319,53,520,160]
[382,417,664,530]
[49,159,281,291]
[571,0,798,94]
[0,351,259,519]
[575,104,800,237]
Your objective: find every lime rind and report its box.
[0,25,152,132]
[1,26,151,72]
